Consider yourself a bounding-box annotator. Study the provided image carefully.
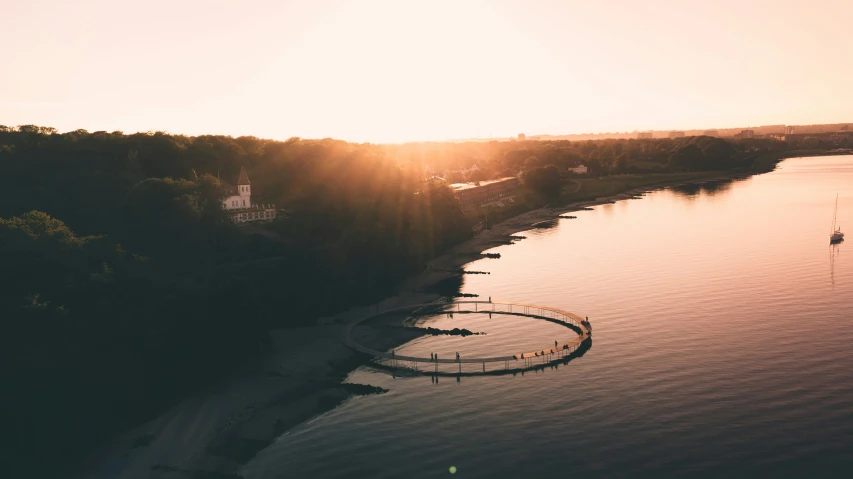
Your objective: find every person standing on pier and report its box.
[456,352,460,362]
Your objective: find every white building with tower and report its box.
[222,167,277,224]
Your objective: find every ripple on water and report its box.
[243,156,853,478]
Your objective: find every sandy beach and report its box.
[80,171,748,479]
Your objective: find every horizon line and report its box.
[3,119,851,145]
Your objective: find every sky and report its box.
[2,0,852,143]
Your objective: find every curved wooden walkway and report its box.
[344,300,591,370]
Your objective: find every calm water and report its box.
[244,156,853,478]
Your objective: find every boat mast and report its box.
[832,194,839,233]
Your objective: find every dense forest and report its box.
[0,126,472,475]
[0,124,839,474]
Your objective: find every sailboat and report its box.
[830,194,844,243]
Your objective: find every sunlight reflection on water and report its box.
[243,156,853,478]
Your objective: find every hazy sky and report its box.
[3,0,852,142]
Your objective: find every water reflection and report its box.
[243,156,853,479]
[830,242,842,288]
[669,178,736,198]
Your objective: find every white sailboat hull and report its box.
[830,194,844,243]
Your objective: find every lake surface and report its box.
[243,156,853,478]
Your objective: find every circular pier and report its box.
[344,300,592,374]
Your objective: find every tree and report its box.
[503,149,532,170]
[586,158,604,176]
[668,144,704,170]
[522,165,562,201]
[523,156,542,169]
[611,153,629,174]
[694,136,736,168]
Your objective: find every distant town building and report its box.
[668,131,685,138]
[221,167,277,224]
[637,132,654,139]
[517,133,526,140]
[786,126,795,135]
[741,129,755,139]
[703,130,719,137]
[568,164,588,175]
[451,177,519,207]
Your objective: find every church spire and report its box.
[237,166,250,185]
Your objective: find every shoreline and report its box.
[79,165,781,479]
[402,169,754,291]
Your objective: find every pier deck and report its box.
[344,300,591,368]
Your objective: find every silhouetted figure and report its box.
[555,340,558,348]
[489,296,491,302]
[456,352,460,362]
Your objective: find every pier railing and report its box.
[344,300,590,370]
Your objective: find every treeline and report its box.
[382,134,791,183]
[0,126,470,475]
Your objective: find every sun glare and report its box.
[213,0,596,143]
[3,0,853,141]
